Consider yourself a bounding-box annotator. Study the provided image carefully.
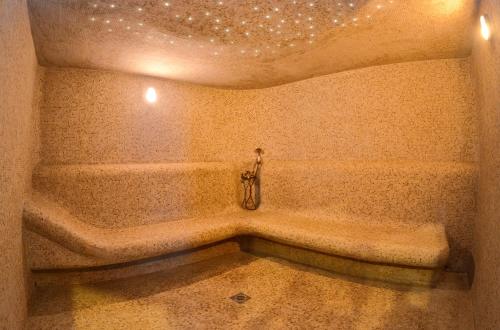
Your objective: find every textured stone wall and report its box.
[38,58,478,272]
[40,58,477,164]
[0,0,40,328]
[471,0,500,328]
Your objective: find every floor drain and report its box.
[230,292,251,304]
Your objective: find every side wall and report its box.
[471,0,500,328]
[0,0,40,328]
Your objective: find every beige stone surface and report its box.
[33,163,240,228]
[0,0,40,328]
[471,0,500,329]
[23,193,449,271]
[28,253,474,330]
[27,0,476,88]
[262,160,477,272]
[242,237,443,286]
[36,59,478,272]
[40,58,477,164]
[31,160,475,271]
[31,240,241,283]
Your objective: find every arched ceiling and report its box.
[28,0,476,88]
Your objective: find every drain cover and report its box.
[230,292,251,304]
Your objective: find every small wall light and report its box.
[145,87,157,103]
[480,15,491,41]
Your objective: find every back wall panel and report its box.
[40,58,477,164]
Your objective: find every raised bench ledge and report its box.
[24,194,449,269]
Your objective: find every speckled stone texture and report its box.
[27,0,476,88]
[241,237,443,286]
[0,1,40,328]
[32,240,242,285]
[23,193,449,276]
[33,163,240,228]
[34,58,478,274]
[471,0,500,329]
[28,253,474,330]
[262,160,476,272]
[30,160,475,271]
[40,59,477,164]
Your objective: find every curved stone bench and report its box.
[24,193,449,273]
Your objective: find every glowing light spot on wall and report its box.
[145,87,157,103]
[480,15,491,41]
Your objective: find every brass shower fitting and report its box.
[241,148,263,210]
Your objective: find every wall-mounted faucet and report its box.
[241,148,263,210]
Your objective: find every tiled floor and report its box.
[28,253,474,330]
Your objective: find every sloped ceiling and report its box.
[28,0,476,88]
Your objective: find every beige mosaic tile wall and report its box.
[38,58,478,272]
[40,58,477,164]
[0,1,41,328]
[471,0,500,328]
